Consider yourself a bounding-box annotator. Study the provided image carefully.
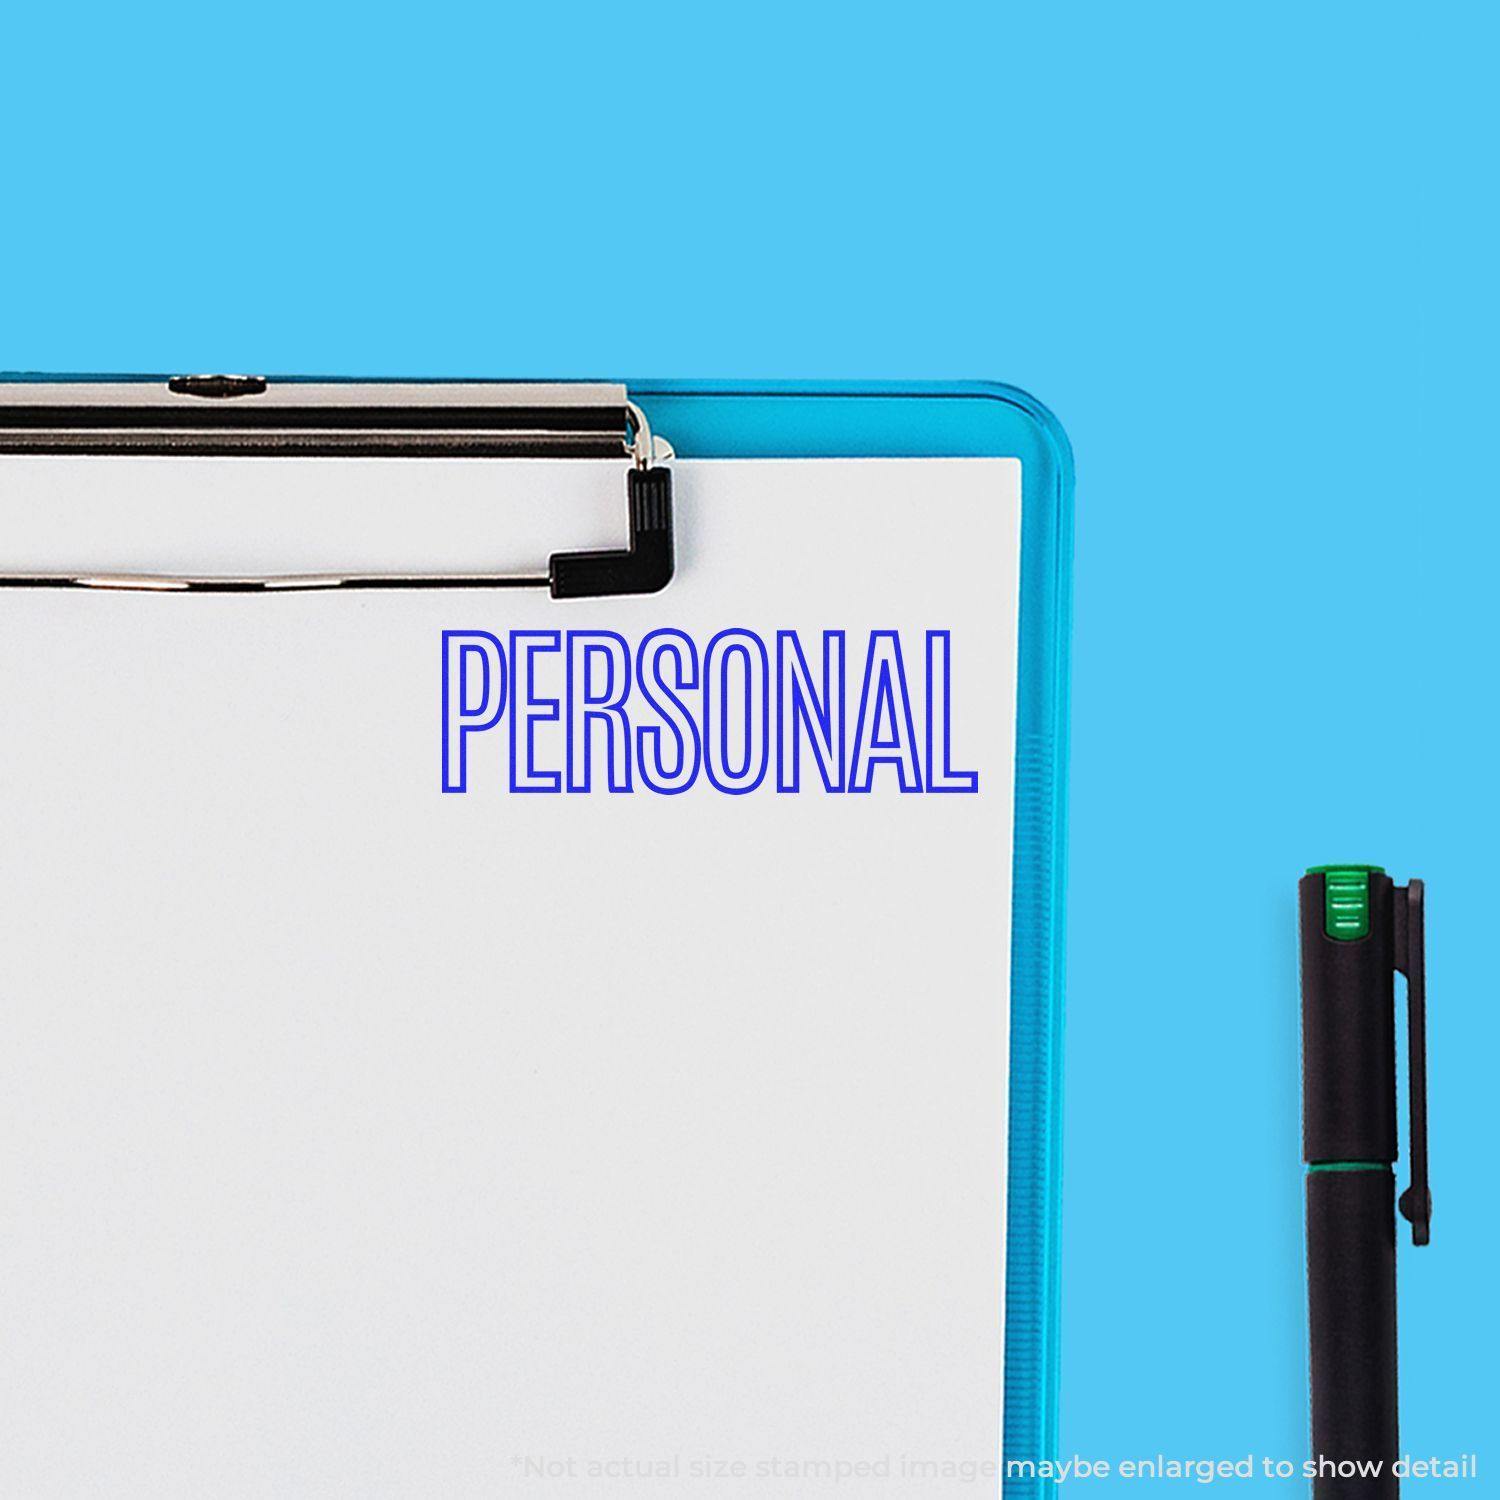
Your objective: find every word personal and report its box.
[441,627,982,795]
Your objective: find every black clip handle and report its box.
[1394,879,1431,1245]
[548,465,674,599]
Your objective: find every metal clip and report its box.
[0,378,675,598]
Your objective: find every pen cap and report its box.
[1299,868,1398,1164]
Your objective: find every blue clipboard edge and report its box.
[632,381,1073,1493]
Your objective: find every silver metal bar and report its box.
[0,571,552,594]
[0,429,629,458]
[0,378,638,457]
[0,380,627,411]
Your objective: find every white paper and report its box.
[0,455,1020,1498]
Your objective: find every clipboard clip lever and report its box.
[548,403,674,599]
[0,379,675,599]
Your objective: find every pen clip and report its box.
[1394,879,1431,1245]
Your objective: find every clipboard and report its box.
[0,378,1071,1499]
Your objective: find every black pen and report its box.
[1299,866,1430,1498]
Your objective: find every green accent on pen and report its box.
[1307,1161,1391,1173]
[1308,865,1385,940]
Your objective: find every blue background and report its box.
[2,0,1491,1489]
